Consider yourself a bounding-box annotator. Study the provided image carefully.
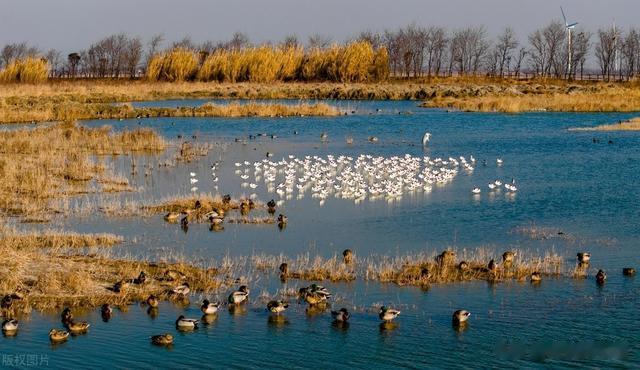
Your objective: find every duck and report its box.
[151,333,174,345]
[2,319,18,333]
[452,310,471,324]
[146,295,159,308]
[61,308,73,325]
[201,299,220,315]
[458,261,469,271]
[343,249,353,264]
[577,252,591,264]
[164,269,186,282]
[300,289,325,306]
[1,295,12,309]
[172,283,190,296]
[267,199,276,213]
[331,308,350,322]
[530,271,542,282]
[222,194,232,204]
[175,315,198,330]
[228,285,249,305]
[308,284,331,300]
[623,267,636,276]
[279,262,289,279]
[113,279,129,293]
[472,187,481,194]
[134,271,147,285]
[379,306,401,322]
[49,329,69,343]
[596,269,607,284]
[277,214,288,224]
[164,212,181,222]
[488,259,497,272]
[267,300,289,315]
[67,320,90,333]
[100,304,113,316]
[502,251,515,264]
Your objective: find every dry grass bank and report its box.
[569,117,640,131]
[423,86,640,113]
[0,121,165,222]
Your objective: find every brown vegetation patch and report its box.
[568,117,640,131]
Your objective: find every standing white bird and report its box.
[422,132,431,146]
[190,172,197,177]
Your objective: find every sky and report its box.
[0,0,637,52]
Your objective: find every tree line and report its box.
[1,22,640,82]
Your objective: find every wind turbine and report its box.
[561,7,578,79]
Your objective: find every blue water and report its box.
[4,100,640,368]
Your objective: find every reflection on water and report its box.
[4,101,640,367]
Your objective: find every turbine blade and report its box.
[560,6,567,24]
[568,22,578,28]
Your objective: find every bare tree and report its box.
[495,27,518,77]
[622,28,640,79]
[1,42,39,67]
[124,37,143,78]
[450,26,489,74]
[383,30,401,76]
[281,34,300,49]
[67,53,81,78]
[45,49,62,77]
[146,33,164,66]
[513,47,527,77]
[528,21,565,77]
[357,30,383,49]
[571,31,591,79]
[424,26,447,76]
[308,34,332,49]
[595,26,619,80]
[226,32,250,50]
[172,36,195,50]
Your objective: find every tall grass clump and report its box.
[0,57,49,83]
[146,48,198,82]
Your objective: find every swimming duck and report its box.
[172,283,190,296]
[67,320,90,333]
[101,304,113,316]
[331,308,350,322]
[201,299,220,315]
[346,136,354,145]
[488,259,497,272]
[61,308,73,325]
[164,212,181,222]
[267,300,289,315]
[151,333,173,346]
[379,306,400,322]
[452,310,471,324]
[343,249,354,264]
[267,199,276,214]
[308,284,332,300]
[175,315,199,330]
[228,285,249,305]
[530,271,542,282]
[320,132,328,142]
[577,252,591,264]
[277,214,288,224]
[49,329,69,343]
[596,269,607,284]
[472,187,481,194]
[180,216,189,229]
[623,267,636,276]
[300,289,325,305]
[279,262,289,279]
[2,319,18,333]
[146,295,159,308]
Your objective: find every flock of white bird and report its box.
[226,153,515,205]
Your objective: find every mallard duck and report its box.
[67,321,90,333]
[134,271,147,285]
[146,295,159,308]
[452,310,471,324]
[488,259,497,272]
[228,285,249,305]
[175,315,198,329]
[100,304,113,316]
[530,271,542,282]
[436,250,456,267]
[1,295,12,309]
[61,308,73,324]
[267,199,276,213]
[49,329,69,342]
[164,212,181,222]
[331,308,350,322]
[201,299,220,315]
[623,267,636,276]
[180,216,189,228]
[277,214,288,224]
[458,261,469,271]
[502,251,515,263]
[309,284,331,299]
[577,252,591,263]
[596,269,607,284]
[172,283,190,296]
[279,262,289,280]
[343,249,353,264]
[151,333,173,345]
[267,300,289,315]
[2,319,18,332]
[379,306,400,322]
[113,280,129,293]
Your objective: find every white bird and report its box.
[488,183,496,190]
[496,158,503,165]
[422,132,431,146]
[190,172,197,177]
[190,187,198,192]
[249,183,258,189]
[472,187,481,194]
[190,178,198,184]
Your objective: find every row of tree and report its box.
[1,23,640,81]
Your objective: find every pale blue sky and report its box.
[1,0,637,51]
